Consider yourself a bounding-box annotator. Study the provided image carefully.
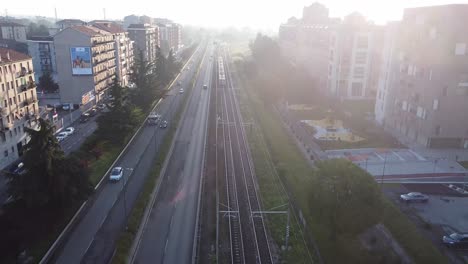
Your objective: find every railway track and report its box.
[216,47,273,264]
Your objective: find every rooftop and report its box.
[70,25,111,37]
[0,21,26,27]
[92,22,125,34]
[0,48,31,63]
[128,23,153,29]
[56,19,86,24]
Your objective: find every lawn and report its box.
[237,64,448,264]
[458,161,468,169]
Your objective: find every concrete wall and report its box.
[54,29,95,105]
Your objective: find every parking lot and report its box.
[327,148,467,182]
[385,184,468,263]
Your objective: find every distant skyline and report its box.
[2,0,466,30]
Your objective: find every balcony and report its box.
[23,98,37,107]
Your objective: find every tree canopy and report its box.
[311,159,383,237]
[7,118,91,209]
[38,72,59,93]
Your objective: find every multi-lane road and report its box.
[52,42,208,264]
[129,40,214,264]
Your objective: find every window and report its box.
[351,82,363,97]
[1,84,4,91]
[455,43,466,55]
[433,99,439,110]
[11,146,14,153]
[4,150,7,157]
[353,67,365,78]
[355,52,367,64]
[442,86,448,96]
[435,125,441,136]
[356,36,368,49]
[429,27,437,39]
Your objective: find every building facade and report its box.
[376,5,468,148]
[158,23,181,54]
[54,26,116,108]
[0,48,39,169]
[0,22,28,53]
[127,24,159,62]
[27,36,58,83]
[327,13,382,100]
[92,21,134,87]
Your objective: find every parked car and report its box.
[8,162,25,175]
[80,113,90,123]
[443,233,468,249]
[179,88,184,94]
[400,192,429,203]
[159,120,168,129]
[62,104,71,111]
[109,167,123,181]
[56,135,66,142]
[64,127,75,135]
[89,109,98,117]
[203,84,208,89]
[97,104,106,110]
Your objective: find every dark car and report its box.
[88,109,98,117]
[443,233,468,249]
[80,113,90,123]
[159,120,168,129]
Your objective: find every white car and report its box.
[56,135,66,142]
[64,127,75,135]
[179,88,184,93]
[56,132,68,140]
[109,167,123,181]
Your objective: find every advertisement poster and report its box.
[70,47,92,75]
[81,90,95,105]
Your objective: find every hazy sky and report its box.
[3,0,466,30]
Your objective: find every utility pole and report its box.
[103,8,106,20]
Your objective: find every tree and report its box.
[130,50,157,109]
[311,159,383,238]
[7,118,91,209]
[96,80,143,144]
[27,22,49,37]
[38,72,59,93]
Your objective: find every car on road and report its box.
[56,134,66,142]
[80,113,90,123]
[97,104,106,110]
[88,109,98,117]
[179,88,184,93]
[203,84,208,89]
[8,162,25,175]
[147,113,161,125]
[109,167,123,181]
[64,127,75,135]
[400,192,429,203]
[159,120,168,128]
[443,233,468,249]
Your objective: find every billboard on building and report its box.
[70,47,92,75]
[81,90,95,105]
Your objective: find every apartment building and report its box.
[54,25,116,108]
[27,36,57,83]
[158,23,181,54]
[375,5,468,148]
[127,24,159,62]
[278,3,333,94]
[92,21,134,87]
[0,48,39,169]
[327,13,382,100]
[0,22,28,53]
